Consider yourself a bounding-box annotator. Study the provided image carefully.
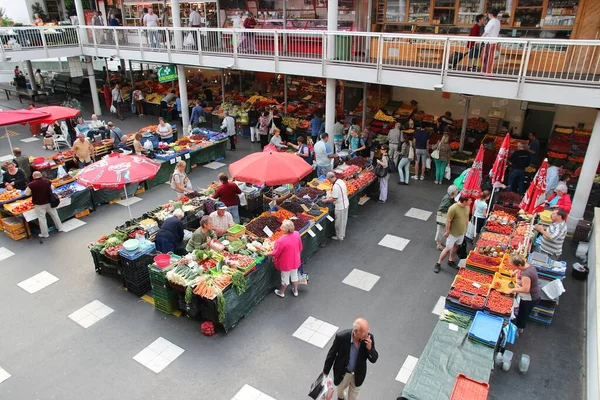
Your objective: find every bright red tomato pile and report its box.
[467,252,502,268]
[486,290,513,315]
[485,221,514,235]
[459,294,485,308]
[479,232,510,246]
[458,268,493,284]
[452,276,490,296]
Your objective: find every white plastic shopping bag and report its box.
[445,164,451,180]
[425,156,431,170]
[317,375,334,400]
[110,104,117,113]
[542,279,565,300]
[57,165,67,178]
[466,220,476,240]
[144,140,154,151]
[184,32,195,47]
[238,192,247,207]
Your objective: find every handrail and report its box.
[1,25,598,87]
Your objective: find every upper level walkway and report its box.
[1,26,599,108]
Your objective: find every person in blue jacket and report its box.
[310,113,323,141]
[155,209,186,255]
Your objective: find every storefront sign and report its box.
[157,65,178,83]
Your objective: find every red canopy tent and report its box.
[33,106,81,124]
[229,151,313,186]
[0,109,50,152]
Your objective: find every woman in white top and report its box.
[170,160,192,197]
[157,117,174,143]
[482,8,501,74]
[472,190,491,236]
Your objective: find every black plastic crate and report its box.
[178,293,201,318]
[92,249,123,280]
[126,280,151,296]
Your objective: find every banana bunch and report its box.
[144,93,162,104]
[247,95,269,104]
[374,110,395,122]
[282,117,300,129]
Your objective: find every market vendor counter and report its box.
[401,319,494,400]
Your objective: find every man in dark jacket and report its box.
[155,209,186,254]
[25,171,63,238]
[323,318,378,400]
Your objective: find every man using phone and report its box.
[323,318,378,400]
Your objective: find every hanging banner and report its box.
[157,65,178,83]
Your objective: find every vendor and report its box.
[208,202,235,237]
[186,216,216,253]
[157,117,174,143]
[507,142,530,194]
[161,90,177,109]
[535,208,568,259]
[270,128,288,151]
[435,185,459,250]
[543,183,572,216]
[155,209,186,255]
[1,161,28,191]
[527,132,540,166]
[89,114,107,140]
[12,148,31,182]
[212,173,242,224]
[75,117,91,139]
[72,133,94,169]
[133,133,147,155]
[107,122,125,150]
[437,111,453,131]
[509,256,540,334]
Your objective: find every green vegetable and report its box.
[231,270,247,296]
[440,309,472,329]
[105,237,124,248]
[185,285,193,304]
[216,292,226,323]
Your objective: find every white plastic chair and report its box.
[54,121,72,150]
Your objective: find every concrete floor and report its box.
[0,95,586,400]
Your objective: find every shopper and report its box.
[543,183,572,216]
[387,121,401,165]
[507,142,530,194]
[509,256,541,334]
[527,132,540,166]
[221,111,237,151]
[42,123,56,150]
[362,127,376,159]
[242,12,258,52]
[291,135,312,165]
[89,114,107,140]
[186,216,216,253]
[34,69,45,91]
[133,86,145,116]
[467,14,485,70]
[133,132,147,155]
[431,132,451,184]
[72,133,94,169]
[376,144,390,203]
[175,94,182,122]
[323,171,349,241]
[323,318,378,400]
[12,147,32,182]
[473,190,491,236]
[75,117,91,139]
[189,100,205,127]
[157,117,174,143]
[545,162,561,197]
[481,8,500,74]
[107,122,125,150]
[535,208,568,258]
[347,128,366,156]
[248,105,259,142]
[171,160,193,197]
[435,185,459,249]
[397,137,413,185]
[212,173,242,224]
[310,113,323,142]
[434,195,471,273]
[257,111,271,149]
[112,84,125,120]
[348,118,361,139]
[333,117,346,153]
[33,13,44,25]
[314,133,338,177]
[437,112,453,132]
[144,8,160,48]
[1,161,28,190]
[208,202,235,236]
[269,128,287,151]
[155,209,186,255]
[24,171,63,238]
[413,128,430,180]
[265,219,302,298]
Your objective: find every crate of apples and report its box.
[5,198,34,214]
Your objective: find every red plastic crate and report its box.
[450,374,489,400]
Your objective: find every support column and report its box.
[459,96,471,151]
[170,0,183,50]
[284,75,288,117]
[361,82,368,131]
[567,109,600,232]
[73,0,88,44]
[86,56,102,116]
[24,60,38,91]
[221,70,226,102]
[324,0,338,135]
[177,65,189,130]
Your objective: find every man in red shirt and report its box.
[212,173,242,223]
[467,14,485,71]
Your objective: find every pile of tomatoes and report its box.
[458,268,493,284]
[452,275,490,296]
[486,290,513,315]
[485,221,514,235]
[467,252,502,269]
[459,294,485,309]
[479,232,510,246]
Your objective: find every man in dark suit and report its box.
[323,318,378,400]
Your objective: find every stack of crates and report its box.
[148,263,178,314]
[2,217,28,241]
[119,244,156,296]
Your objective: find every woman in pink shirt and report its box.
[267,219,303,298]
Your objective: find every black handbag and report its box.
[457,240,468,259]
[374,163,388,178]
[308,372,325,399]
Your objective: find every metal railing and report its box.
[2,25,599,87]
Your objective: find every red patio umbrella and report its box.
[33,106,81,124]
[0,109,50,152]
[460,144,484,200]
[486,133,511,214]
[520,159,548,214]
[77,153,161,219]
[228,151,314,186]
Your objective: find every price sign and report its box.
[448,323,459,332]
[315,223,323,231]
[23,209,38,222]
[185,153,190,159]
[176,156,182,162]
[307,229,316,237]
[326,215,334,222]
[169,158,176,164]
[300,204,310,212]
[472,282,481,289]
[263,226,273,237]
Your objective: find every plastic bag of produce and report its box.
[57,165,67,179]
